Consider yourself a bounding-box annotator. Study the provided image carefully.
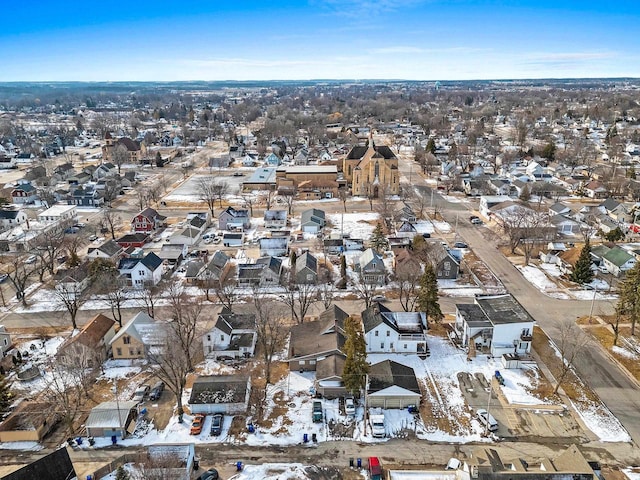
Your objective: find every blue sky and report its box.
[1,0,638,81]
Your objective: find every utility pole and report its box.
[485,379,493,437]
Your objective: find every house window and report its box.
[519,343,526,350]
[380,343,385,349]
[375,331,379,337]
[208,346,212,353]
[123,336,130,345]
[444,261,451,270]
[138,270,145,276]
[300,360,306,365]
[129,348,134,356]
[390,342,394,350]
[137,348,142,355]
[207,335,211,341]
[386,331,390,337]
[220,335,225,341]
[309,360,316,365]
[116,348,122,356]
[404,344,407,349]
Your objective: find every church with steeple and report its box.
[343,133,399,197]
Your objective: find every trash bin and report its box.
[76,437,83,445]
[236,461,243,472]
[193,458,200,470]
[349,458,354,468]
[111,435,117,445]
[303,433,309,443]
[88,437,95,446]
[86,476,93,480]
[357,458,362,468]
[312,433,317,442]
[247,423,255,433]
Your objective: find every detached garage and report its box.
[189,375,251,415]
[367,360,421,409]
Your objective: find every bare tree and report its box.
[167,284,204,371]
[138,282,164,318]
[196,176,225,218]
[337,187,349,213]
[317,281,335,310]
[211,264,239,309]
[552,320,589,395]
[278,274,319,324]
[395,256,422,312]
[353,272,378,309]
[252,293,288,385]
[1,254,37,307]
[41,359,83,436]
[102,208,121,240]
[241,191,256,217]
[93,270,128,326]
[51,276,86,329]
[111,143,129,174]
[261,188,276,211]
[148,326,191,423]
[32,227,68,278]
[500,206,551,264]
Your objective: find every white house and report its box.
[264,209,287,229]
[601,246,637,277]
[0,208,28,230]
[259,237,289,257]
[0,325,11,355]
[362,304,429,356]
[479,195,511,219]
[118,252,163,288]
[37,204,77,224]
[454,294,535,358]
[202,308,257,359]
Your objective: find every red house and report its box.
[131,208,166,233]
[116,233,149,249]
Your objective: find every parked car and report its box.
[190,414,206,435]
[210,413,224,436]
[345,397,356,416]
[470,217,483,225]
[312,401,323,423]
[453,241,468,248]
[196,469,219,480]
[476,408,498,432]
[372,295,386,302]
[64,227,80,234]
[25,255,37,264]
[149,381,165,401]
[88,234,98,241]
[0,274,8,283]
[132,384,150,403]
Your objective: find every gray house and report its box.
[237,257,282,287]
[358,248,386,285]
[300,208,326,233]
[222,232,243,247]
[188,375,251,415]
[219,206,250,231]
[294,251,318,284]
[428,244,460,279]
[264,209,287,229]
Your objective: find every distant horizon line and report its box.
[0,77,639,85]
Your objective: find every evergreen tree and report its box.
[541,141,556,160]
[338,254,347,289]
[416,264,443,322]
[290,250,297,269]
[617,262,640,336]
[115,465,130,480]
[519,185,531,203]
[342,316,368,396]
[426,138,436,154]
[570,240,593,285]
[0,373,13,413]
[370,223,388,253]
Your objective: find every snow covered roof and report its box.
[86,401,138,428]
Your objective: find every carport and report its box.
[367,385,421,409]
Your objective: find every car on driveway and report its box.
[372,295,386,302]
[132,384,150,403]
[0,274,7,283]
[345,397,356,416]
[190,414,206,435]
[25,255,37,264]
[196,469,219,480]
[470,217,483,225]
[453,241,468,248]
[149,381,165,401]
[210,413,224,436]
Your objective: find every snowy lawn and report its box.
[327,212,379,239]
[517,265,557,292]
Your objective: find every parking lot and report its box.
[457,372,586,440]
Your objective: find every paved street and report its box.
[399,157,640,446]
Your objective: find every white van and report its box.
[476,409,498,432]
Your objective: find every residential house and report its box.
[68,184,104,207]
[259,237,289,257]
[219,206,250,231]
[0,155,17,169]
[264,209,287,229]
[294,251,318,284]
[188,375,251,415]
[11,181,38,204]
[236,256,282,287]
[52,162,75,182]
[427,243,460,279]
[53,265,91,297]
[102,132,146,164]
[116,232,149,249]
[362,304,429,356]
[367,360,422,409]
[549,202,572,217]
[186,211,210,230]
[170,225,202,246]
[488,179,511,196]
[393,249,422,277]
[37,204,77,224]
[357,248,386,285]
[479,195,512,219]
[131,207,166,233]
[395,221,417,238]
[118,251,163,288]
[142,444,196,480]
[454,294,535,358]
[0,325,11,355]
[202,308,257,359]
[93,162,117,180]
[549,214,582,236]
[300,208,326,233]
[0,208,27,230]
[87,239,124,261]
[324,237,344,254]
[222,232,243,247]
[600,198,631,223]
[584,181,608,199]
[196,250,231,284]
[68,171,92,185]
[57,314,116,368]
[242,167,276,190]
[85,401,139,438]
[109,311,166,360]
[601,246,636,276]
[264,152,282,166]
[287,305,349,398]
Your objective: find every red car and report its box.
[190,414,206,435]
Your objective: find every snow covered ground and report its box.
[327,212,379,239]
[517,265,557,292]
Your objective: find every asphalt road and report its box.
[406,169,640,445]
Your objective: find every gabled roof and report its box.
[117,232,149,243]
[368,360,421,395]
[88,239,122,257]
[602,246,634,267]
[60,314,114,351]
[136,207,166,221]
[288,306,347,359]
[0,209,22,220]
[216,307,256,333]
[1,447,76,480]
[300,208,326,225]
[295,251,318,274]
[359,248,384,270]
[220,206,249,219]
[264,209,287,221]
[110,311,164,346]
[86,401,139,429]
[140,252,163,271]
[255,256,283,275]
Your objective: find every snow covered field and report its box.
[327,211,380,239]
